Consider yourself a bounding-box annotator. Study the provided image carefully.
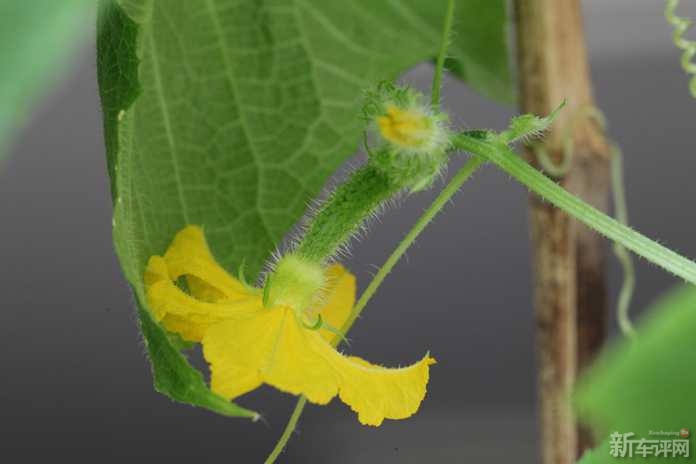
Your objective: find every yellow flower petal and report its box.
[335,354,436,426]
[203,310,280,399]
[202,306,435,426]
[377,105,431,149]
[145,255,261,342]
[163,225,248,301]
[145,226,434,426]
[317,264,356,343]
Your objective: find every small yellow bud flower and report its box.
[377,105,433,150]
[374,102,449,157]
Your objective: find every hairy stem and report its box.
[454,134,696,284]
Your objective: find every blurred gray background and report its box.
[2,1,695,462]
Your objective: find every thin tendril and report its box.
[431,0,455,110]
[532,105,606,178]
[535,104,637,335]
[263,156,484,464]
[533,103,637,336]
[610,143,636,338]
[263,397,307,464]
[665,0,696,98]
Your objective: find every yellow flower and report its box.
[377,104,446,153]
[144,226,435,426]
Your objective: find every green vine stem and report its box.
[453,133,696,284]
[431,0,455,109]
[535,104,636,336]
[665,0,696,98]
[263,397,308,464]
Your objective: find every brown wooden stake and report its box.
[513,0,610,462]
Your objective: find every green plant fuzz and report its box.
[364,82,451,191]
[295,83,453,263]
[364,82,451,157]
[266,254,326,312]
[452,130,696,285]
[498,99,566,145]
[296,164,399,263]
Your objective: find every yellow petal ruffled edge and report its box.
[145,225,435,426]
[203,306,435,426]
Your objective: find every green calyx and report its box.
[266,254,326,311]
[362,81,420,120]
[364,82,451,158]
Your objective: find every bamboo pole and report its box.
[513,1,611,461]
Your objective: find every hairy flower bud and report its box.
[364,82,450,157]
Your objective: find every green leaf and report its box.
[97,1,256,418]
[97,0,511,417]
[575,285,696,463]
[0,0,91,159]
[137,300,258,419]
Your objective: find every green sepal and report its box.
[362,81,421,121]
[499,100,567,144]
[302,313,323,331]
[262,273,273,308]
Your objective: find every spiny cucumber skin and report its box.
[297,165,398,263]
[297,149,445,264]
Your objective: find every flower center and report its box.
[377,105,432,149]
